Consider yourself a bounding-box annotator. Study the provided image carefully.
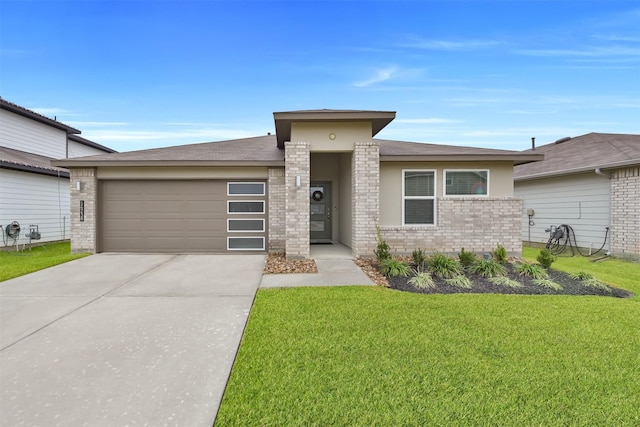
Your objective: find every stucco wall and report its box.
[291,122,371,152]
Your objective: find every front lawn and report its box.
[217,286,640,426]
[0,242,90,282]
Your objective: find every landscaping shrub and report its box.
[379,258,411,277]
[458,248,479,269]
[428,252,462,278]
[411,248,427,269]
[374,227,391,262]
[516,262,548,279]
[533,278,563,291]
[445,274,473,289]
[489,276,523,288]
[536,249,556,269]
[570,272,612,293]
[491,243,508,264]
[408,270,435,289]
[470,258,507,278]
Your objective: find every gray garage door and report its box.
[99,180,267,253]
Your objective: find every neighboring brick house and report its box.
[514,133,640,261]
[0,98,115,247]
[54,110,541,258]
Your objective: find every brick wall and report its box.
[284,141,310,259]
[70,168,97,253]
[268,167,286,252]
[352,141,380,257]
[610,166,640,260]
[380,197,522,256]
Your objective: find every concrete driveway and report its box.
[0,253,265,427]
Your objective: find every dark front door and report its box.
[310,182,332,242]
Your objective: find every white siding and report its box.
[515,172,611,251]
[67,140,109,158]
[0,169,70,246]
[0,109,67,158]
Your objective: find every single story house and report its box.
[514,133,640,261]
[54,110,542,258]
[0,98,115,247]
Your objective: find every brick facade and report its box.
[268,167,286,252]
[284,141,310,259]
[70,168,97,253]
[610,167,640,260]
[352,141,380,257]
[380,197,522,256]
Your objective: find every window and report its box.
[444,170,488,196]
[403,170,436,225]
[228,201,265,214]
[227,182,265,196]
[227,219,265,232]
[227,237,265,251]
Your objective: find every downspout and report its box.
[594,168,610,178]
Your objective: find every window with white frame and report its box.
[227,182,265,196]
[444,170,488,196]
[227,237,265,251]
[403,170,436,225]
[227,200,265,214]
[227,219,265,232]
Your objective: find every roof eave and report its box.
[515,158,640,181]
[381,154,544,164]
[1,162,70,178]
[0,99,81,134]
[52,160,285,168]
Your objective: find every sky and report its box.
[1,0,639,153]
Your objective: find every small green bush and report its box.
[408,270,435,289]
[491,243,508,264]
[379,258,411,278]
[374,227,391,262]
[533,278,563,291]
[446,274,473,289]
[470,259,507,278]
[515,262,548,279]
[411,248,427,268]
[570,271,594,281]
[536,249,556,269]
[429,252,462,278]
[582,278,612,293]
[489,276,523,288]
[458,248,479,269]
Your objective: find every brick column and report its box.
[352,141,380,258]
[268,167,286,252]
[610,167,640,260]
[70,168,97,254]
[285,141,310,259]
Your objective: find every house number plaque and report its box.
[80,200,85,222]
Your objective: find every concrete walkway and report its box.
[0,253,265,427]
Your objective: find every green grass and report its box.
[217,286,640,426]
[523,246,640,297]
[0,242,90,281]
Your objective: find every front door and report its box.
[310,182,332,242]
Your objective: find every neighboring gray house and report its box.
[0,98,115,247]
[55,109,541,258]
[514,133,640,260]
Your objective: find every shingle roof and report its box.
[0,97,81,134]
[54,135,284,166]
[0,147,70,177]
[378,139,542,165]
[54,133,542,167]
[514,133,640,180]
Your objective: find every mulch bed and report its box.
[263,252,317,274]
[360,259,633,298]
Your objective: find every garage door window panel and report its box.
[227,219,265,232]
[228,182,265,196]
[228,201,265,214]
[228,237,265,250]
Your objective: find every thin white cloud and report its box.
[401,38,499,51]
[593,34,640,43]
[515,45,640,57]
[31,107,73,116]
[82,127,259,143]
[66,121,128,127]
[353,66,398,87]
[396,118,461,124]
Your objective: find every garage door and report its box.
[99,180,267,253]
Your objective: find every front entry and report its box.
[310,182,332,242]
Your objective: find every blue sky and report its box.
[2,0,639,152]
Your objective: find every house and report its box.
[0,98,115,247]
[54,109,542,258]
[514,133,640,261]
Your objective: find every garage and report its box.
[99,180,267,253]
